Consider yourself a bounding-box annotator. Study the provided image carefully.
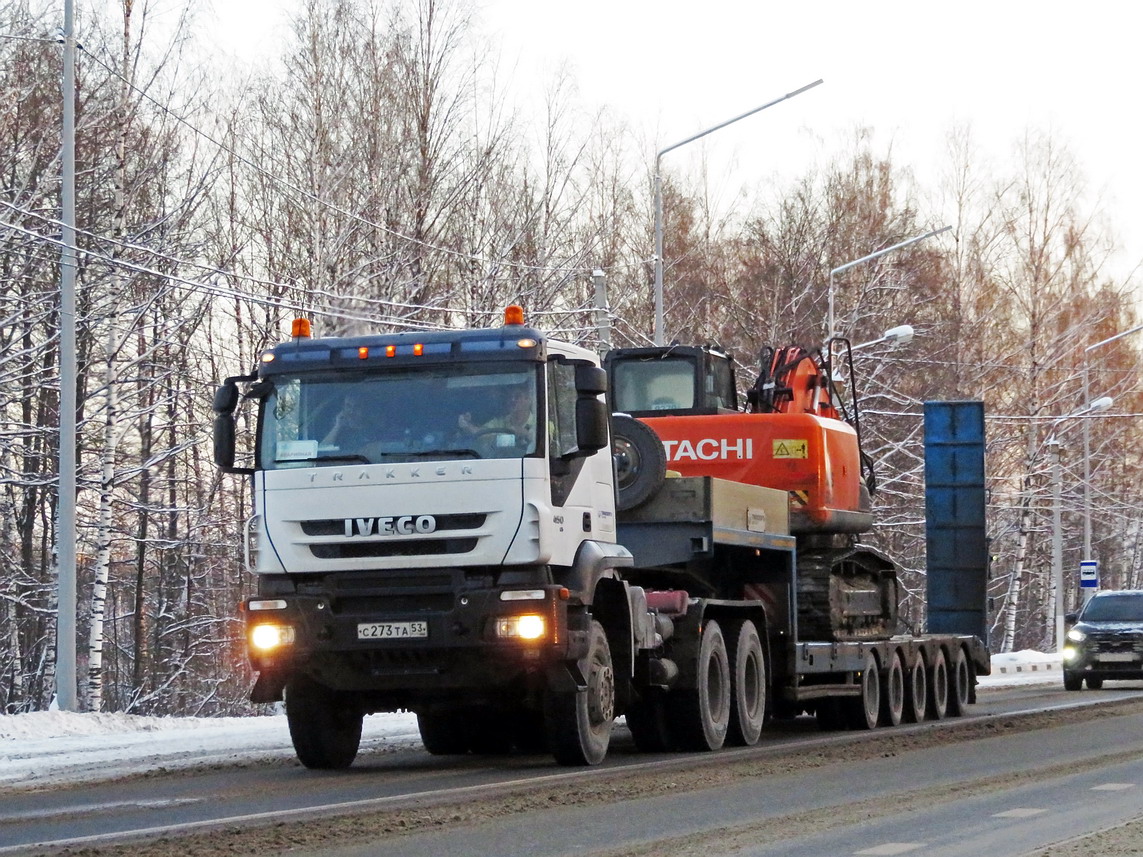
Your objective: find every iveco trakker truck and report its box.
[213,308,988,768]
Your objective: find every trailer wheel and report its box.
[285,676,363,770]
[611,414,667,511]
[416,706,470,755]
[545,619,615,765]
[669,619,731,751]
[880,650,905,727]
[625,687,674,752]
[904,655,927,723]
[845,650,881,730]
[726,620,766,746]
[948,646,973,716]
[927,648,949,720]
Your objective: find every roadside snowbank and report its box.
[0,649,1059,791]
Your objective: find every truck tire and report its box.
[417,707,470,755]
[285,677,363,770]
[880,650,904,727]
[611,414,667,511]
[1063,670,1083,691]
[845,650,880,730]
[625,687,674,752]
[948,646,972,716]
[904,655,927,722]
[669,619,731,751]
[927,649,949,720]
[545,619,615,765]
[726,620,766,746]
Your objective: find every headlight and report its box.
[1066,627,1087,643]
[494,614,546,640]
[250,623,295,652]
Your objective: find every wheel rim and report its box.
[588,659,615,725]
[742,649,762,720]
[613,437,642,490]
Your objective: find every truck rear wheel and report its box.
[948,646,972,716]
[880,650,904,727]
[726,620,766,746]
[669,619,731,751]
[927,649,949,720]
[904,655,927,722]
[545,619,615,765]
[285,677,363,770]
[845,650,880,730]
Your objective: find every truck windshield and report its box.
[258,364,540,469]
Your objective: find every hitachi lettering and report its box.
[662,438,754,462]
[344,516,437,537]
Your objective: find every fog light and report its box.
[495,614,546,640]
[1062,645,1080,663]
[250,624,295,652]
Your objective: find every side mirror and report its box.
[575,397,609,452]
[1064,612,1078,625]
[575,365,607,396]
[213,414,237,469]
[213,383,239,415]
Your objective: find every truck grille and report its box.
[300,514,485,536]
[310,538,478,559]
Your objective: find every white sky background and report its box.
[211,0,1143,279]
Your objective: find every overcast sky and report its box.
[211,0,1143,282]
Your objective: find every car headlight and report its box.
[250,623,295,652]
[494,614,546,640]
[1062,645,1080,663]
[1066,627,1087,643]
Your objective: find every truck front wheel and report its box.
[545,619,615,765]
[285,676,363,770]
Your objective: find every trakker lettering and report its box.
[662,437,754,462]
[344,515,437,537]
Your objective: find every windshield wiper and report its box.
[279,453,371,464]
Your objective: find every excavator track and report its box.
[796,546,900,641]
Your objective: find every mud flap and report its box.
[251,670,288,703]
[547,661,587,693]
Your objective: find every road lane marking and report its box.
[1091,782,1135,791]
[0,798,202,823]
[855,845,927,856]
[993,808,1048,818]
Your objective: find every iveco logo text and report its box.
[661,438,754,462]
[345,516,437,537]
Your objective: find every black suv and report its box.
[1062,590,1143,690]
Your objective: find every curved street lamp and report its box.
[652,79,823,346]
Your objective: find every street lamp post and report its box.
[1081,323,1143,584]
[827,226,952,343]
[652,78,823,346]
[1049,396,1113,652]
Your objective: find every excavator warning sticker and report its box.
[772,439,808,459]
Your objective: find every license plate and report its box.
[1098,652,1138,663]
[357,621,429,640]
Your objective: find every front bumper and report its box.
[242,579,585,705]
[1062,641,1143,679]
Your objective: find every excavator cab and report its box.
[604,345,738,417]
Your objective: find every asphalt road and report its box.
[2,683,1142,856]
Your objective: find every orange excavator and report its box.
[604,340,899,640]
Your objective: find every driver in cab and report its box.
[457,384,536,452]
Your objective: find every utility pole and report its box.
[56,0,79,711]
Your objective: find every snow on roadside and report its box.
[0,650,1059,791]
